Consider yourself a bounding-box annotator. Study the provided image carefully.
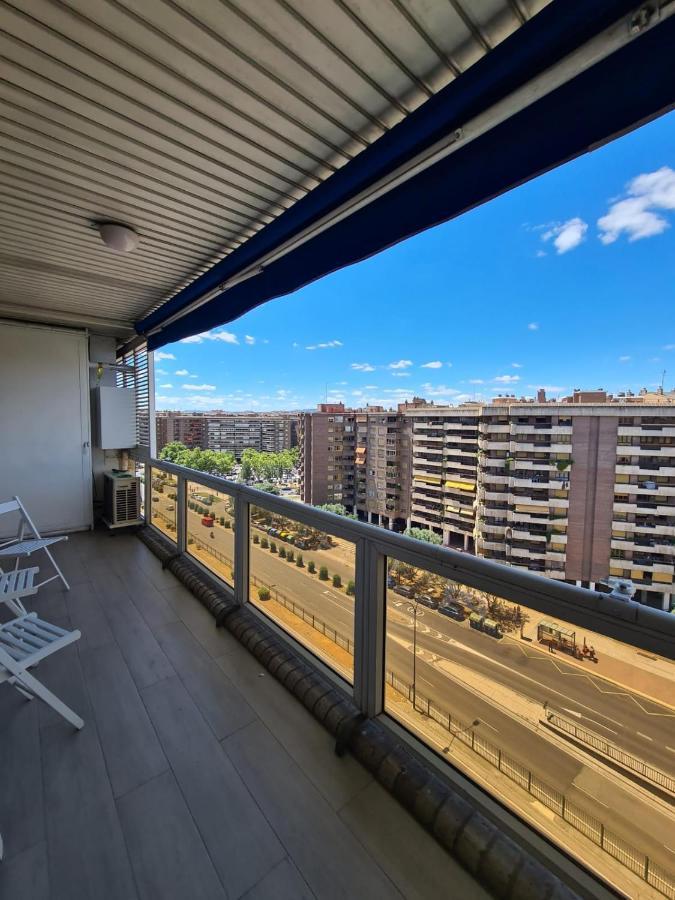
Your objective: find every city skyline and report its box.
[155,110,675,413]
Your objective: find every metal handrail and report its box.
[147,457,675,660]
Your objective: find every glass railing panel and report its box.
[249,504,355,683]
[186,481,235,588]
[383,555,675,899]
[149,468,177,543]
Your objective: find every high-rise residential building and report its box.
[299,404,358,506]
[299,399,675,610]
[156,411,298,457]
[156,412,207,450]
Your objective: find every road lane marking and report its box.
[637,731,654,741]
[560,707,619,734]
[667,746,675,754]
[574,785,609,808]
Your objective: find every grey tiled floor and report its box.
[0,530,488,900]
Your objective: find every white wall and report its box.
[0,320,93,534]
[88,333,124,507]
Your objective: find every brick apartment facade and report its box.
[299,398,675,610]
[156,411,298,458]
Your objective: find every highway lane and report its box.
[386,611,675,775]
[161,497,675,767]
[158,498,675,765]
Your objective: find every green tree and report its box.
[319,566,329,581]
[332,573,342,588]
[404,527,442,545]
[308,561,316,574]
[257,587,270,602]
[346,580,355,596]
[316,503,357,519]
[261,537,269,549]
[270,541,277,554]
[287,550,295,563]
[253,533,260,544]
[279,545,286,558]
[296,554,304,568]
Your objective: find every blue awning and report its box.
[138,1,675,350]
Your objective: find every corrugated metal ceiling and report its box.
[0,0,548,336]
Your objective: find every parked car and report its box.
[417,595,439,610]
[392,584,415,598]
[386,575,396,588]
[267,527,279,537]
[439,603,465,621]
[201,515,215,527]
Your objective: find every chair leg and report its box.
[15,669,83,729]
[44,546,70,591]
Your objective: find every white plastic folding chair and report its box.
[0,497,69,590]
[0,612,83,729]
[0,565,39,617]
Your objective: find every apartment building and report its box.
[207,414,295,457]
[156,412,207,450]
[300,399,675,609]
[156,411,298,457]
[475,405,674,610]
[299,404,357,506]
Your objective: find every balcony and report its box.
[3,3,675,896]
[1,529,482,900]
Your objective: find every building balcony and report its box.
[617,426,675,437]
[478,424,510,434]
[478,438,509,451]
[510,528,547,542]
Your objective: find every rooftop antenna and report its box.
[661,369,667,393]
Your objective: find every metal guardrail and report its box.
[143,458,675,898]
[546,710,675,795]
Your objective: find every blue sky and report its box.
[155,111,675,412]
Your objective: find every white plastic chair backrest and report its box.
[0,500,20,517]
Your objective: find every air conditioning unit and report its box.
[103,473,143,528]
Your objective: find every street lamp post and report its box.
[405,600,422,711]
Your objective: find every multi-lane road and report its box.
[153,490,675,871]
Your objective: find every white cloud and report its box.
[536,249,547,258]
[306,340,343,350]
[511,363,522,368]
[420,361,443,369]
[663,344,675,351]
[420,383,461,397]
[391,372,411,377]
[388,359,413,369]
[468,379,485,384]
[183,383,216,391]
[618,355,631,363]
[541,217,588,254]
[245,335,255,345]
[160,383,173,388]
[598,167,675,244]
[155,368,168,375]
[292,342,299,348]
[351,362,375,372]
[175,368,190,376]
[180,329,239,345]
[494,374,521,384]
[154,351,175,361]
[527,322,539,331]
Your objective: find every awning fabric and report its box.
[138,1,675,350]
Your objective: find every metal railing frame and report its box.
[141,457,675,898]
[145,457,675,664]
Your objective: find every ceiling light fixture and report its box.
[98,222,139,253]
